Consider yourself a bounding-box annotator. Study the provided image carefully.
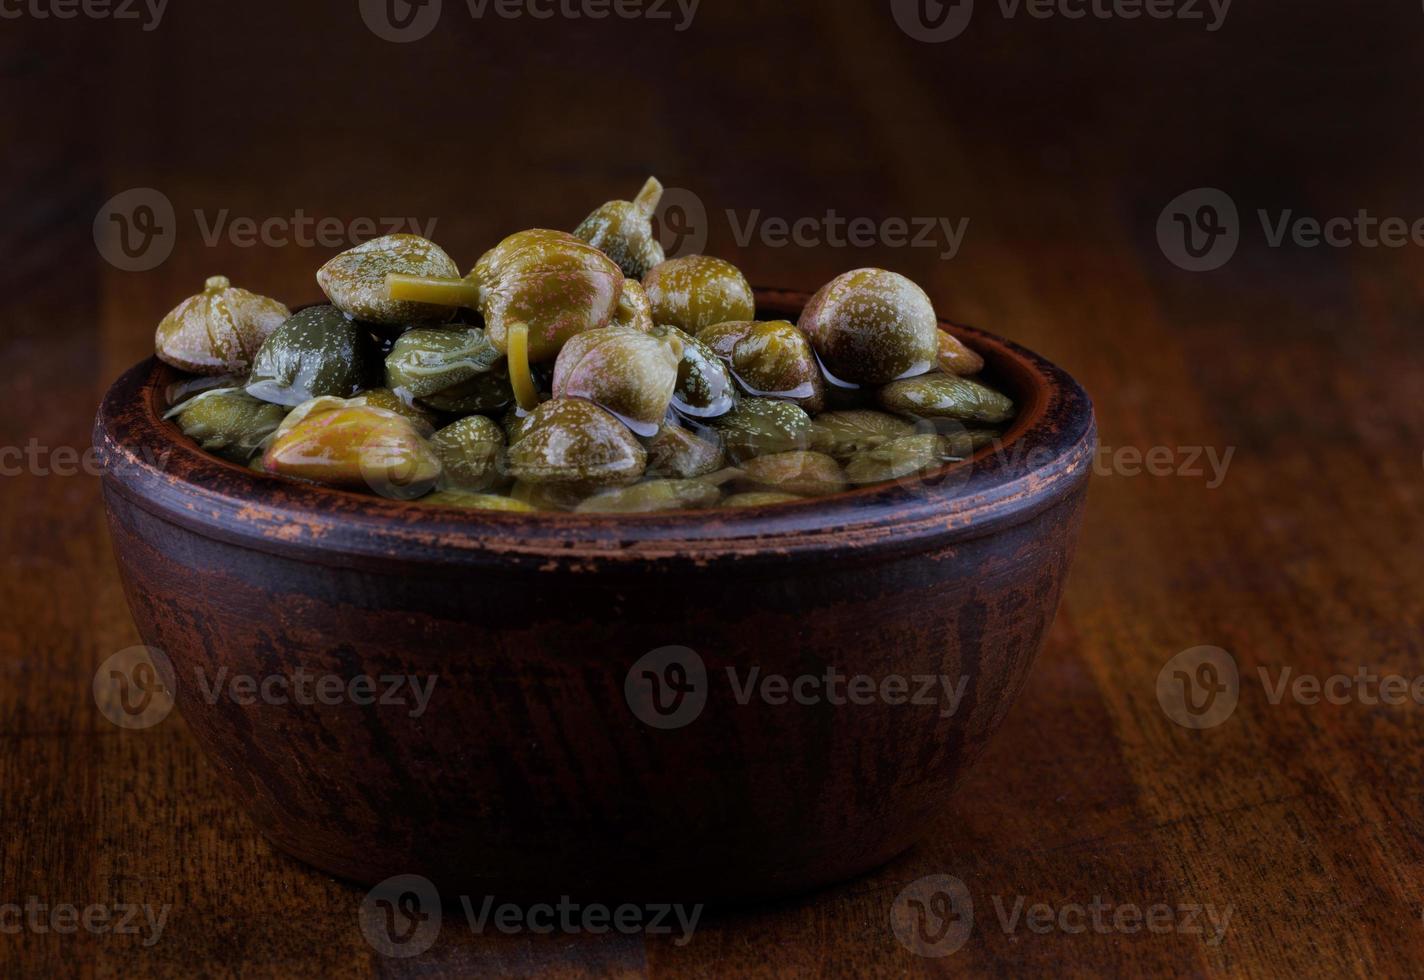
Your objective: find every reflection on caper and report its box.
[246,306,375,407]
[155,276,290,375]
[165,388,288,463]
[659,325,735,419]
[710,398,813,464]
[730,320,825,413]
[552,326,681,435]
[430,415,507,492]
[643,420,725,479]
[318,234,460,325]
[573,177,666,279]
[735,450,846,497]
[507,398,647,492]
[643,255,755,333]
[877,373,1015,424]
[799,268,938,385]
[575,479,721,514]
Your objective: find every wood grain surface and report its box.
[3,2,1422,976]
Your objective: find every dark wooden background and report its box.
[4,1,1423,975]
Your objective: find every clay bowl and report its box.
[94,288,1096,904]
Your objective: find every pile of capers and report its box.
[154,178,1015,514]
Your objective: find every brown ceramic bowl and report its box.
[95,288,1095,904]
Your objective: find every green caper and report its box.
[418,360,515,414]
[317,234,460,325]
[709,397,813,464]
[575,479,722,514]
[799,268,939,385]
[507,398,647,492]
[155,276,290,375]
[877,373,1015,424]
[165,388,288,463]
[610,280,655,333]
[552,326,681,435]
[385,326,503,399]
[735,451,846,497]
[643,256,755,333]
[844,433,954,485]
[729,320,825,413]
[643,420,725,479]
[262,400,442,496]
[722,491,804,508]
[573,177,666,279]
[808,410,917,460]
[657,325,735,419]
[246,306,376,407]
[353,388,438,431]
[937,328,984,376]
[695,320,757,360]
[423,490,538,513]
[430,415,508,493]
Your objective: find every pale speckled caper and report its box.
[423,490,538,513]
[164,388,287,463]
[735,451,846,497]
[610,280,655,333]
[809,410,916,460]
[937,328,985,376]
[877,373,1015,424]
[418,360,515,414]
[575,479,721,514]
[262,401,442,496]
[317,234,460,325]
[246,306,375,407]
[657,325,735,419]
[643,421,725,479]
[844,433,955,485]
[430,415,508,493]
[552,326,681,435]
[798,268,939,385]
[643,255,755,333]
[730,320,825,413]
[710,398,813,464]
[573,177,666,279]
[154,276,290,375]
[722,491,804,508]
[507,398,647,492]
[385,326,503,399]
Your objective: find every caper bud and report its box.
[722,491,804,508]
[418,361,515,415]
[658,325,735,419]
[262,401,442,497]
[423,490,538,513]
[353,388,438,432]
[877,373,1015,424]
[164,387,287,463]
[385,326,503,399]
[798,268,939,385]
[246,306,376,407]
[155,276,290,375]
[573,177,666,279]
[844,433,953,485]
[643,420,725,479]
[729,320,826,413]
[643,255,755,333]
[430,415,508,493]
[808,410,916,460]
[610,280,655,333]
[735,451,846,497]
[695,320,757,360]
[506,398,647,493]
[936,328,984,376]
[709,397,813,464]
[575,479,722,514]
[317,234,460,325]
[552,326,682,435]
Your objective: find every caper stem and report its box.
[506,321,541,411]
[634,177,664,218]
[385,273,481,309]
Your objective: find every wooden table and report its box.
[4,2,1421,975]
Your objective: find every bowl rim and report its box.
[95,287,1097,569]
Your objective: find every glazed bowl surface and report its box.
[95,288,1096,902]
